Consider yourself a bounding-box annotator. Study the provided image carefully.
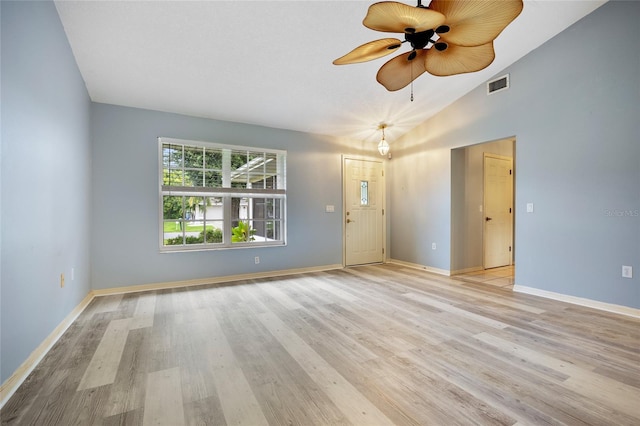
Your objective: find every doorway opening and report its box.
[450,137,515,283]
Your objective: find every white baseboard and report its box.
[0,292,95,409]
[0,263,344,409]
[513,285,640,319]
[387,259,450,276]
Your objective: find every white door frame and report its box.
[342,155,386,266]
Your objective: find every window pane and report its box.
[163,169,184,186]
[247,173,266,188]
[163,196,183,220]
[184,146,204,168]
[183,170,204,187]
[203,221,224,244]
[164,225,184,246]
[264,176,275,190]
[264,152,277,175]
[184,196,203,220]
[271,221,282,240]
[253,220,281,241]
[162,144,182,168]
[184,221,205,245]
[204,149,223,170]
[203,171,222,187]
[231,150,249,171]
[231,180,248,189]
[202,197,223,220]
[231,220,255,243]
[252,198,266,219]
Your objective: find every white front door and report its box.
[344,158,384,266]
[483,154,513,269]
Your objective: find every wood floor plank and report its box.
[142,367,185,426]
[104,327,150,418]
[89,294,124,315]
[182,396,227,426]
[77,318,132,391]
[563,372,640,418]
[257,282,306,310]
[217,301,351,425]
[402,291,510,329]
[302,275,361,303]
[197,307,269,426]
[130,292,156,330]
[251,303,395,425]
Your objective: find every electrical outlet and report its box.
[622,265,633,278]
[255,256,260,264]
[431,243,437,250]
[60,273,65,288]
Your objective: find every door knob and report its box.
[347,219,355,223]
[485,217,492,221]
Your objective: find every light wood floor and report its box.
[2,264,639,425]
[454,265,515,288]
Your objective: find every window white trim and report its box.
[158,137,287,251]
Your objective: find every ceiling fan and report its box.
[333,0,524,92]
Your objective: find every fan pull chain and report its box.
[410,60,414,102]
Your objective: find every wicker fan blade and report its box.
[429,0,523,46]
[424,42,495,76]
[364,1,445,33]
[333,38,403,65]
[376,50,428,91]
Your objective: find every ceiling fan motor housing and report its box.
[405,22,450,59]
[405,28,434,50]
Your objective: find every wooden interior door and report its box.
[483,154,513,269]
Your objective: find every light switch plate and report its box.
[325,205,335,213]
[526,203,534,213]
[622,265,633,278]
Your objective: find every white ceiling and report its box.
[54,0,606,144]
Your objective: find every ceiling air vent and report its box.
[487,74,509,95]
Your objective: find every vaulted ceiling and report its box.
[54,0,606,145]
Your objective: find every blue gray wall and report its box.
[1,1,92,382]
[390,0,640,308]
[89,104,365,290]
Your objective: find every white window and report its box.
[159,137,286,251]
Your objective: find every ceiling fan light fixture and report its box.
[333,0,524,92]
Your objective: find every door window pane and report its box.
[360,181,369,205]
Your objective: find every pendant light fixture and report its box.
[378,123,390,156]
